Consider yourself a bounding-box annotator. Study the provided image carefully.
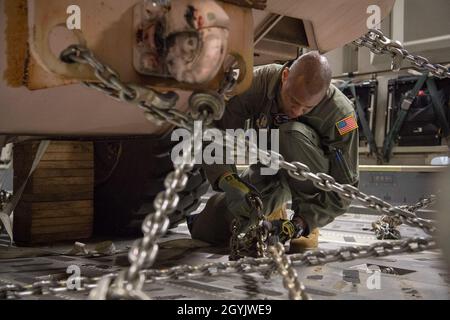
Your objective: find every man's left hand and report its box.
[263,218,305,244]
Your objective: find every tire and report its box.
[93,133,210,236]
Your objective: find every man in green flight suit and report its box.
[189,51,359,252]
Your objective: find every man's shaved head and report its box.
[279,51,332,119]
[289,51,332,96]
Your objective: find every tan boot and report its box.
[266,204,288,221]
[289,228,320,253]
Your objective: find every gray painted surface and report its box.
[359,171,443,205]
[404,0,450,42]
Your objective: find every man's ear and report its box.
[282,68,289,84]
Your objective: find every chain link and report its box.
[228,215,304,299]
[400,195,437,213]
[229,219,242,261]
[353,29,450,78]
[268,243,310,300]
[229,211,268,261]
[372,215,402,240]
[256,225,268,258]
[372,195,437,240]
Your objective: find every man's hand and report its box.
[218,172,263,229]
[263,218,305,244]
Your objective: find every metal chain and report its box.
[372,215,402,240]
[268,243,310,300]
[400,195,437,213]
[2,236,436,300]
[114,151,196,298]
[280,160,435,233]
[61,45,219,300]
[222,133,437,235]
[0,276,101,300]
[372,195,437,240]
[229,209,268,261]
[353,29,450,78]
[61,40,441,240]
[59,44,290,300]
[256,225,268,258]
[60,45,194,131]
[3,40,441,299]
[229,224,268,260]
[93,111,209,300]
[229,219,243,261]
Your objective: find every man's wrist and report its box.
[216,171,234,191]
[292,215,309,237]
[219,171,235,182]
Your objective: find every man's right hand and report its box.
[262,218,306,244]
[218,172,263,229]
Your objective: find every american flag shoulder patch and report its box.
[336,114,358,136]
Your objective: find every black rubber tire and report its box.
[93,133,210,236]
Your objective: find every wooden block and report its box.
[13,141,94,153]
[13,159,94,173]
[21,192,93,202]
[36,161,94,169]
[25,184,93,195]
[33,168,93,178]
[33,207,94,219]
[13,140,94,245]
[39,152,94,161]
[32,216,94,228]
[32,177,94,186]
[13,151,93,162]
[30,200,93,210]
[16,200,93,212]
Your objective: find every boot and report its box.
[289,228,320,253]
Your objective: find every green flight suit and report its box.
[191,63,359,245]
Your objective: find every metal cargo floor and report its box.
[1,209,448,300]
